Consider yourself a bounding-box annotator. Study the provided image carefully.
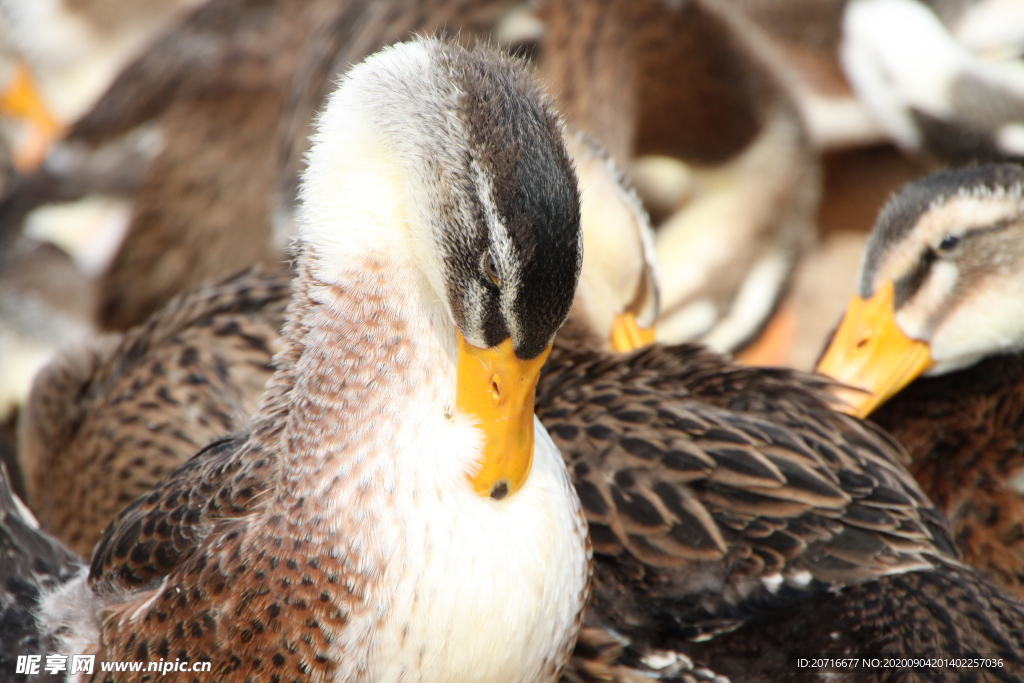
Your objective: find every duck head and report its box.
[817,163,1024,416]
[299,38,583,499]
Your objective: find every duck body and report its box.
[18,267,289,556]
[21,38,590,682]
[539,343,1024,682]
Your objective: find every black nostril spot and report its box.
[856,337,869,349]
[490,480,509,500]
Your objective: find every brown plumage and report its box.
[18,267,289,556]
[871,355,1024,601]
[539,342,1024,681]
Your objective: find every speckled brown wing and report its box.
[84,269,310,592]
[685,562,1024,682]
[18,268,290,557]
[873,353,1024,602]
[538,341,957,638]
[87,429,272,590]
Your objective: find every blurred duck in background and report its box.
[515,0,822,363]
[817,163,1024,599]
[841,0,1024,163]
[0,0,338,445]
[0,0,348,328]
[0,0,206,172]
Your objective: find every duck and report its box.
[816,162,1024,599]
[533,0,821,360]
[0,0,204,173]
[721,0,890,153]
[841,0,1024,163]
[10,38,592,681]
[0,0,347,330]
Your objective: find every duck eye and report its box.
[938,234,961,252]
[483,252,501,287]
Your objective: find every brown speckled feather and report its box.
[872,353,1024,601]
[535,342,958,635]
[19,268,289,556]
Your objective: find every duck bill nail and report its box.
[610,311,656,352]
[456,332,551,500]
[816,280,934,419]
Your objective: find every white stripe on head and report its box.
[470,157,522,344]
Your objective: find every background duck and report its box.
[0,0,206,124]
[0,0,344,328]
[0,0,206,172]
[841,0,1024,163]
[541,0,819,362]
[16,38,591,682]
[817,163,1024,599]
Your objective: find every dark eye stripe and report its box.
[894,249,936,309]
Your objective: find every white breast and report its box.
[323,363,589,683]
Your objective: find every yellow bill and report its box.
[0,62,64,171]
[457,331,552,500]
[611,311,656,352]
[816,280,934,418]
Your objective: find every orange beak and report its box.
[457,331,551,500]
[816,280,934,418]
[0,62,64,171]
[610,311,656,352]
